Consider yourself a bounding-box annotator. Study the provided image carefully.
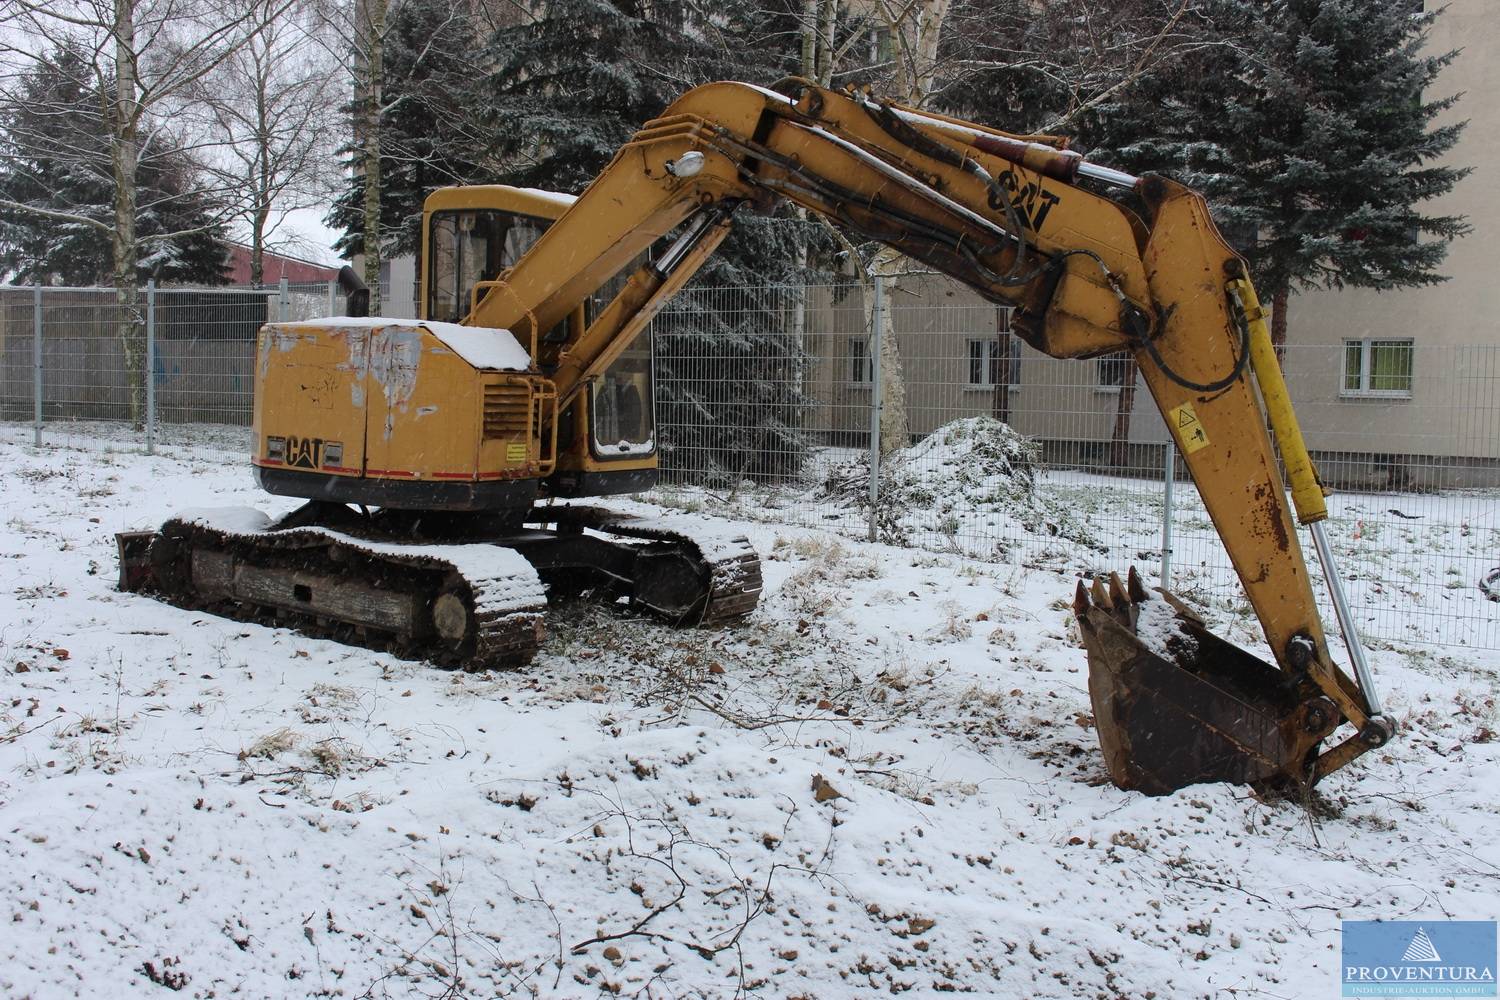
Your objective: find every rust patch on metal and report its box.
[1260,494,1291,553]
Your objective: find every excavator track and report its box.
[585,512,763,626]
[118,505,761,673]
[122,509,547,670]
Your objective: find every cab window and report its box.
[427,210,548,323]
[591,328,654,458]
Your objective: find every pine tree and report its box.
[1087,0,1468,346]
[0,44,229,286]
[482,0,762,192]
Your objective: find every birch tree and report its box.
[182,0,340,286]
[0,0,295,422]
[354,0,386,312]
[858,0,954,455]
[303,0,408,313]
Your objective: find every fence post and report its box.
[867,273,885,543]
[145,278,156,455]
[278,276,290,322]
[327,279,338,318]
[32,283,42,447]
[1160,442,1175,586]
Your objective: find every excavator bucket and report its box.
[1074,569,1329,795]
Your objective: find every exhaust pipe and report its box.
[337,265,370,318]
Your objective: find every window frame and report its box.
[588,327,656,462]
[847,337,872,385]
[1341,338,1415,399]
[964,335,1022,390]
[426,208,548,324]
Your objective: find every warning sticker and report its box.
[1169,402,1210,454]
[505,443,527,463]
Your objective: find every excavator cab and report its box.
[420,185,659,499]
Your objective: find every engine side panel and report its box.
[252,320,550,510]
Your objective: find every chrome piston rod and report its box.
[1308,519,1383,716]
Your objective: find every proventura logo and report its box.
[1343,921,1497,998]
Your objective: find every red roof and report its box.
[225,244,341,285]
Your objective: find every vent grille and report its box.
[483,380,531,440]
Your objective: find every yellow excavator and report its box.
[117,79,1393,795]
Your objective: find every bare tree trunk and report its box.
[992,308,1011,424]
[250,202,269,285]
[251,63,269,287]
[112,0,145,427]
[815,0,835,86]
[791,0,820,368]
[251,201,267,286]
[877,290,908,455]
[358,0,386,313]
[251,117,269,286]
[906,0,952,103]
[1109,355,1139,469]
[870,251,909,456]
[869,0,953,454]
[800,0,817,80]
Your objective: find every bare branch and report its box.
[0,198,113,234]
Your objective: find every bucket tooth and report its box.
[1089,576,1112,611]
[1107,572,1130,613]
[1073,579,1093,618]
[1155,587,1206,627]
[1127,566,1149,603]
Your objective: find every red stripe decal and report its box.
[365,468,417,478]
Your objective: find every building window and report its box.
[967,336,1021,387]
[1343,339,1414,397]
[1097,351,1132,389]
[848,338,872,384]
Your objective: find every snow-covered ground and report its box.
[2,424,1498,998]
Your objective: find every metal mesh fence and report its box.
[154,287,271,437]
[0,282,352,450]
[650,281,1166,572]
[2,278,1498,649]
[33,288,136,426]
[0,288,35,428]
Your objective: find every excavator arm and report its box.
[467,79,1393,793]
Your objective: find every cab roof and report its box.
[423,185,577,221]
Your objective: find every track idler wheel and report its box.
[1074,568,1324,796]
[429,577,476,658]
